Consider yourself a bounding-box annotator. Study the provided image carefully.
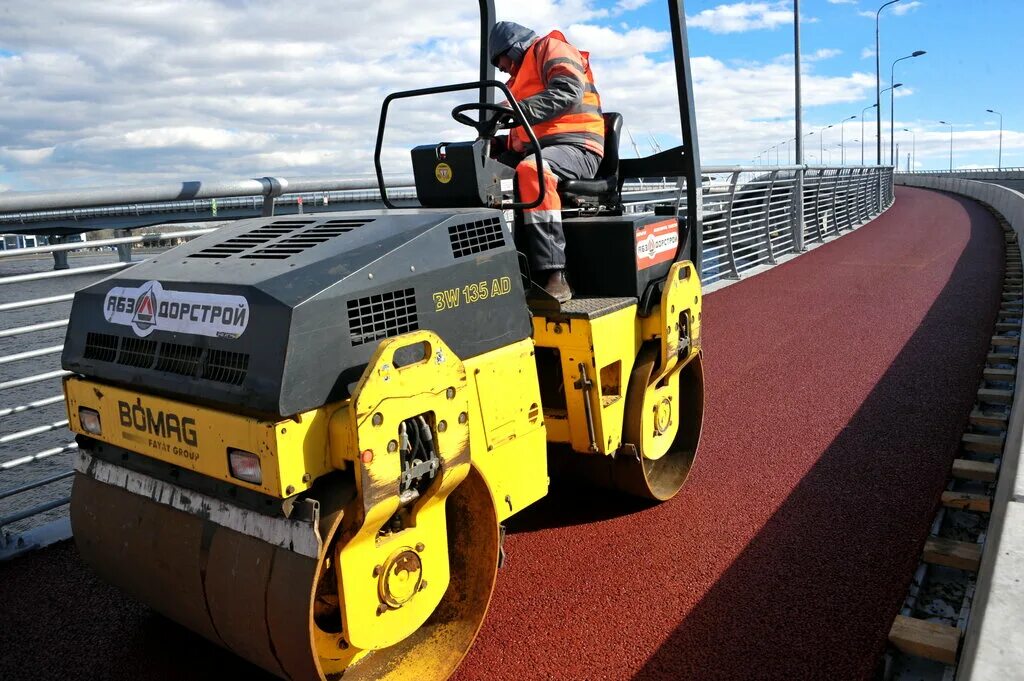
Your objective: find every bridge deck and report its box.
[0,186,1003,680]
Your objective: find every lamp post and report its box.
[939,120,953,171]
[861,103,877,164]
[819,124,833,158]
[902,128,915,170]
[890,50,926,164]
[875,0,901,164]
[986,108,1003,169]
[839,114,856,165]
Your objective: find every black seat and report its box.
[558,112,623,201]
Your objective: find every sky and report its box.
[0,0,1020,193]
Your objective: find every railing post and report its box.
[257,177,288,217]
[722,171,742,278]
[49,235,69,271]
[762,170,778,264]
[114,229,133,263]
[813,170,825,242]
[793,167,806,252]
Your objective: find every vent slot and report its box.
[347,288,419,346]
[117,337,157,368]
[189,218,339,260]
[155,342,202,377]
[83,332,119,362]
[87,334,249,386]
[241,219,371,260]
[202,349,250,386]
[448,217,504,258]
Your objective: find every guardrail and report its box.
[0,164,895,558]
[898,168,1024,176]
[895,173,1024,679]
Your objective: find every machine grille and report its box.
[83,332,119,362]
[188,218,371,260]
[448,217,504,258]
[202,349,250,386]
[347,288,419,346]
[117,337,158,368]
[90,335,249,386]
[155,342,203,377]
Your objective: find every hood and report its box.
[488,21,538,66]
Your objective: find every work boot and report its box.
[542,269,572,303]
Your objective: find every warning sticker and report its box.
[635,219,679,270]
[435,162,453,184]
[103,280,250,339]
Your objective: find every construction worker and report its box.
[489,21,604,303]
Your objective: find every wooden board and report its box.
[941,491,992,513]
[969,408,1008,428]
[952,459,998,482]
[889,615,960,665]
[983,366,1016,380]
[961,432,1005,454]
[977,387,1014,405]
[923,537,983,572]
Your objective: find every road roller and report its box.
[61,1,705,678]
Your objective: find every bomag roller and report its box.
[61,2,705,678]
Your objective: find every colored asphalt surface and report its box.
[0,187,1003,680]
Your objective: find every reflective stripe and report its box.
[543,56,586,79]
[522,209,562,225]
[585,83,599,94]
[567,102,603,116]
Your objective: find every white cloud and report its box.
[861,47,875,59]
[687,2,793,34]
[893,86,914,98]
[806,48,843,62]
[827,0,858,4]
[566,24,671,58]
[892,1,923,16]
[615,0,652,11]
[858,10,876,18]
[1,147,55,164]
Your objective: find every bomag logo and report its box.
[435,162,453,184]
[118,399,198,447]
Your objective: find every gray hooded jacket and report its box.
[488,21,587,129]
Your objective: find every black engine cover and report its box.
[62,208,530,416]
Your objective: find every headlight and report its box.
[228,449,262,485]
[79,407,102,435]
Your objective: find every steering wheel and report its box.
[451,102,516,138]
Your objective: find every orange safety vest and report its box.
[507,31,604,157]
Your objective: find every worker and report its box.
[489,21,604,303]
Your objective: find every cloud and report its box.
[0,147,55,164]
[861,47,875,59]
[806,48,843,62]
[892,1,923,16]
[826,0,858,4]
[566,24,671,58]
[614,0,652,11]
[687,2,793,34]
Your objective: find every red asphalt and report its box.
[0,186,1003,681]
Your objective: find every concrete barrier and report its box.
[896,174,1024,680]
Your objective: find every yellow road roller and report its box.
[62,2,705,678]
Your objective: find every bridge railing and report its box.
[0,164,895,558]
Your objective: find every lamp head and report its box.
[939,120,948,125]
[893,83,904,88]
[912,50,926,57]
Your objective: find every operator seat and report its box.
[558,112,623,209]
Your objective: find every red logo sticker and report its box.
[635,219,679,270]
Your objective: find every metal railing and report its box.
[0,164,895,558]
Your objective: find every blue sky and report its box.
[0,0,1019,192]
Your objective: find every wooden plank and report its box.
[984,367,1017,380]
[941,491,992,513]
[952,459,998,482]
[970,408,1009,428]
[962,432,1005,454]
[923,537,983,572]
[889,615,960,665]
[978,387,1014,404]
[987,352,1017,363]
[991,335,1020,347]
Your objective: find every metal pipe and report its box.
[0,345,63,366]
[0,227,216,259]
[0,395,65,419]
[0,420,70,445]
[0,370,72,392]
[987,109,1003,169]
[0,261,132,285]
[0,294,74,313]
[794,0,805,252]
[889,51,925,164]
[0,442,78,471]
[0,320,68,339]
[0,471,74,502]
[0,496,71,529]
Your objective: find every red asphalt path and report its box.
[0,187,1004,681]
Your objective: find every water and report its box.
[0,249,160,535]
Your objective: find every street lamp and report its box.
[861,103,878,164]
[839,114,856,165]
[987,108,1003,169]
[939,120,953,171]
[819,124,833,158]
[875,0,902,164]
[890,50,926,163]
[903,128,915,171]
